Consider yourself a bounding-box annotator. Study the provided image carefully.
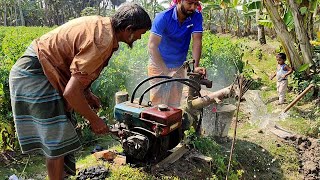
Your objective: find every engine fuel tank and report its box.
[141,104,182,126]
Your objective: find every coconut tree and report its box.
[202,0,242,34]
[2,0,8,26]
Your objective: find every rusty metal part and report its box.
[283,84,315,113]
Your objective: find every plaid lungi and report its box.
[9,54,81,175]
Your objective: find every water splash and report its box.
[278,112,289,120]
[242,90,288,129]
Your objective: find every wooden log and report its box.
[153,143,189,169]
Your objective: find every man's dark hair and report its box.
[111,3,151,32]
[278,53,286,60]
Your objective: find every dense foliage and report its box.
[0,26,53,150]
[200,33,244,89]
[0,0,165,26]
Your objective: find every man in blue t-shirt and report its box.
[148,0,205,107]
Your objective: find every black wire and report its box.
[138,78,202,105]
[131,75,172,103]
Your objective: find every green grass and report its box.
[0,154,46,180]
[233,121,302,180]
[107,165,152,180]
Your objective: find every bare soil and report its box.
[151,149,212,180]
[285,135,320,180]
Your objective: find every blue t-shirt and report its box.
[151,6,203,68]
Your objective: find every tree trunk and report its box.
[288,0,313,65]
[264,0,303,70]
[256,10,266,44]
[4,4,7,26]
[44,0,49,26]
[224,8,229,33]
[245,16,251,36]
[236,12,240,36]
[257,24,266,44]
[17,0,25,26]
[219,11,225,33]
[14,3,18,26]
[308,12,313,40]
[207,9,212,31]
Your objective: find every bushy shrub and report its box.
[0,26,52,150]
[199,32,244,89]
[92,32,150,119]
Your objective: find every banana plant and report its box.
[202,0,241,34]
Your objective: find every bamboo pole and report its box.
[283,84,314,113]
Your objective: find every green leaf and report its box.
[246,0,262,10]
[243,10,257,16]
[222,0,231,3]
[283,10,295,31]
[233,0,239,7]
[257,20,273,28]
[299,7,308,15]
[297,63,310,72]
[204,4,222,10]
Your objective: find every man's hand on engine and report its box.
[194,67,206,77]
[90,117,109,134]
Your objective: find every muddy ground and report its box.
[151,149,212,180]
[285,135,320,180]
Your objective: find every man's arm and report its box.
[148,33,169,74]
[84,88,101,110]
[64,76,108,134]
[192,33,202,68]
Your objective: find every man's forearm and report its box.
[64,77,100,123]
[192,34,202,67]
[149,47,169,74]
